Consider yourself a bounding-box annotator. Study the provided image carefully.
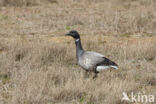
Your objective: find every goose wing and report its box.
[81,51,118,71]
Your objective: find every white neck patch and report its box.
[75,39,80,42]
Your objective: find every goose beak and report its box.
[65,32,70,36]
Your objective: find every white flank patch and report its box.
[96,65,118,72]
[110,65,118,70]
[96,66,111,72]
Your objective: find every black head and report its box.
[65,30,80,39]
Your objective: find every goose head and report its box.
[66,30,80,40]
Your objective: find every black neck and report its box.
[75,38,84,59]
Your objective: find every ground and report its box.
[0,0,156,104]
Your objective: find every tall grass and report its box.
[0,36,156,104]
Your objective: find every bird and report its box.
[65,30,118,78]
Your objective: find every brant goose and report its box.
[66,30,118,78]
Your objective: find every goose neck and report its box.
[75,38,84,58]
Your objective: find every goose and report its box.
[65,30,118,78]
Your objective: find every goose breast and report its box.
[78,51,105,71]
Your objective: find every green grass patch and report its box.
[121,32,132,37]
[66,26,72,30]
[0,15,9,21]
[0,73,11,84]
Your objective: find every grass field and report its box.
[0,0,156,104]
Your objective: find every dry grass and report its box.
[0,0,156,104]
[0,0,57,6]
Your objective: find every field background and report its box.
[0,0,156,104]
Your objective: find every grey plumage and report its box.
[66,30,118,78]
[78,51,118,72]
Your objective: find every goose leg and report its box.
[93,73,97,79]
[93,66,99,79]
[84,70,90,78]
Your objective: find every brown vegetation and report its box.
[0,0,156,104]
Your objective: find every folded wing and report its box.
[82,51,118,72]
